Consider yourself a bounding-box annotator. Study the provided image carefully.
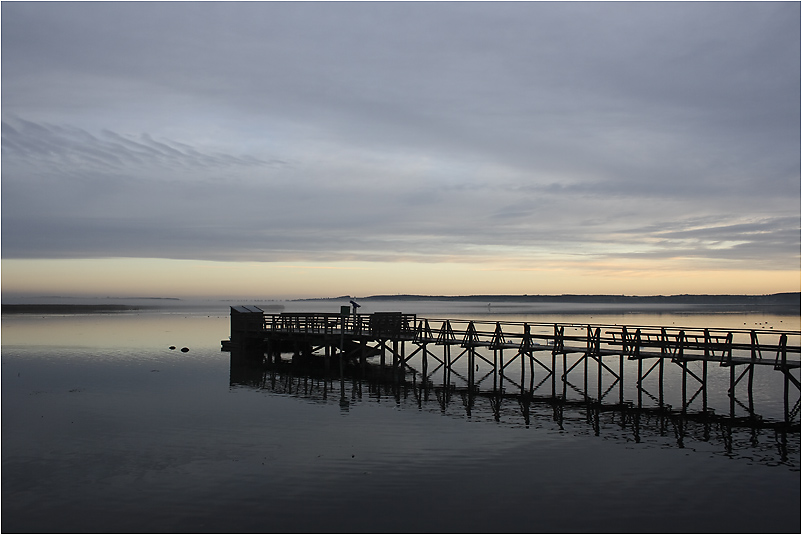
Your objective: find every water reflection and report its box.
[230,348,799,469]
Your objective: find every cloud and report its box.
[1,118,276,173]
[1,2,799,280]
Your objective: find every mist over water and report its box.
[2,300,799,533]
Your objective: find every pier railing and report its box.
[259,313,800,368]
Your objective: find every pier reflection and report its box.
[229,348,799,468]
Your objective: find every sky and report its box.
[2,2,800,299]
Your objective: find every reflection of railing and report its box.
[228,350,799,468]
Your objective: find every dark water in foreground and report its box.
[2,302,800,533]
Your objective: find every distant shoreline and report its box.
[299,292,800,304]
[296,292,801,314]
[2,293,798,316]
[1,304,144,315]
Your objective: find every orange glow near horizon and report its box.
[2,257,799,300]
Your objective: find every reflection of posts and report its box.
[228,353,799,466]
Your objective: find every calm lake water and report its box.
[2,300,800,533]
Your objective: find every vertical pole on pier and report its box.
[468,346,476,393]
[658,357,664,408]
[521,350,527,396]
[596,351,602,403]
[552,324,559,399]
[747,362,755,416]
[521,325,527,393]
[444,343,451,388]
[748,331,757,417]
[619,352,624,406]
[659,328,666,408]
[467,346,474,396]
[582,356,589,400]
[703,329,710,413]
[637,356,643,408]
[499,348,504,391]
[493,349,498,391]
[619,327,627,406]
[422,342,428,382]
[681,360,688,413]
[339,317,346,407]
[781,334,789,424]
[584,326,590,402]
[702,359,708,413]
[724,331,734,418]
[729,362,736,419]
[678,331,687,413]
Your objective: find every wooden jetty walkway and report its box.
[223,306,801,425]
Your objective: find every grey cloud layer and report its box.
[2,2,799,270]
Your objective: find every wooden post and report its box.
[499,348,504,391]
[703,359,708,413]
[730,362,736,418]
[597,349,602,402]
[682,361,687,413]
[422,342,428,383]
[468,347,474,391]
[679,331,687,413]
[339,322,346,406]
[747,363,755,417]
[748,331,757,417]
[782,334,789,423]
[638,356,643,408]
[552,351,557,398]
[520,326,526,392]
[584,328,589,402]
[492,349,497,390]
[619,353,624,406]
[703,329,710,413]
[444,343,451,388]
[658,330,665,408]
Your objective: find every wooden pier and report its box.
[223,307,801,425]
